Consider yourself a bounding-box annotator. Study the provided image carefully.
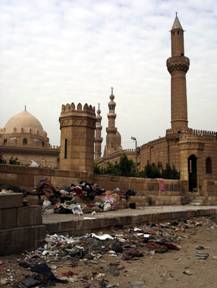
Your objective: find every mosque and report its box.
[0,107,59,168]
[95,15,217,192]
[0,15,217,193]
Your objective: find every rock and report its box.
[183,269,193,276]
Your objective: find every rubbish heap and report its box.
[37,179,132,215]
[15,219,187,287]
[0,216,215,287]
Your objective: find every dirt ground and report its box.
[1,216,217,288]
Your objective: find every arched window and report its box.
[23,138,28,145]
[64,139,68,159]
[206,157,212,174]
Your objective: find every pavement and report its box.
[43,205,217,235]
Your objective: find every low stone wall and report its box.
[0,192,45,255]
[94,175,183,195]
[0,164,94,189]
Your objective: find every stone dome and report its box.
[4,110,45,134]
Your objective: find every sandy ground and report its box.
[1,216,217,288]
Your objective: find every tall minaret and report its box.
[167,14,190,132]
[104,87,122,157]
[94,103,103,159]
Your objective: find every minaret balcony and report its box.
[167,56,190,73]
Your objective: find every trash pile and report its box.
[15,220,186,287]
[0,217,216,287]
[37,178,132,215]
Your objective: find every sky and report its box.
[0,0,217,149]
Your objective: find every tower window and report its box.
[64,139,68,159]
[206,157,212,174]
[23,138,28,145]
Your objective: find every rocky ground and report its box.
[1,216,217,288]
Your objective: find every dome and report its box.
[4,109,45,134]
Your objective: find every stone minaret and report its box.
[59,103,96,174]
[167,14,190,132]
[94,103,103,159]
[104,88,122,157]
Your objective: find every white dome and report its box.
[4,110,45,134]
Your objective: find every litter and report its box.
[91,233,114,241]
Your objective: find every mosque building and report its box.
[96,15,217,192]
[0,107,59,168]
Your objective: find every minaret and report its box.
[107,87,117,133]
[104,87,122,157]
[167,14,190,132]
[94,103,103,159]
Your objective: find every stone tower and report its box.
[167,14,190,133]
[59,103,96,174]
[104,88,122,157]
[94,103,103,159]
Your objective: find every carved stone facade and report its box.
[59,103,96,174]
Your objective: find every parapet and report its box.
[61,102,95,116]
[59,102,96,129]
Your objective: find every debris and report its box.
[195,250,209,260]
[91,233,114,241]
[122,248,143,260]
[183,269,193,276]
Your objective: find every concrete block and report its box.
[0,225,46,256]
[17,205,42,227]
[0,208,17,229]
[0,192,23,209]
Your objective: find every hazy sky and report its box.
[0,0,217,148]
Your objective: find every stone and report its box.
[16,205,42,227]
[0,192,23,209]
[0,208,17,229]
[0,225,46,255]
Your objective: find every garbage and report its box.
[17,261,68,287]
[37,179,123,215]
[122,248,144,260]
[91,233,114,241]
[29,160,39,167]
[195,250,209,260]
[183,269,193,276]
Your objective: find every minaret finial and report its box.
[176,11,178,17]
[111,87,114,95]
[24,105,26,111]
[98,103,100,110]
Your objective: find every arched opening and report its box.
[188,155,197,192]
[3,139,7,144]
[206,157,212,174]
[23,138,28,145]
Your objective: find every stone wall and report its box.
[0,192,45,255]
[94,175,183,195]
[0,164,94,189]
